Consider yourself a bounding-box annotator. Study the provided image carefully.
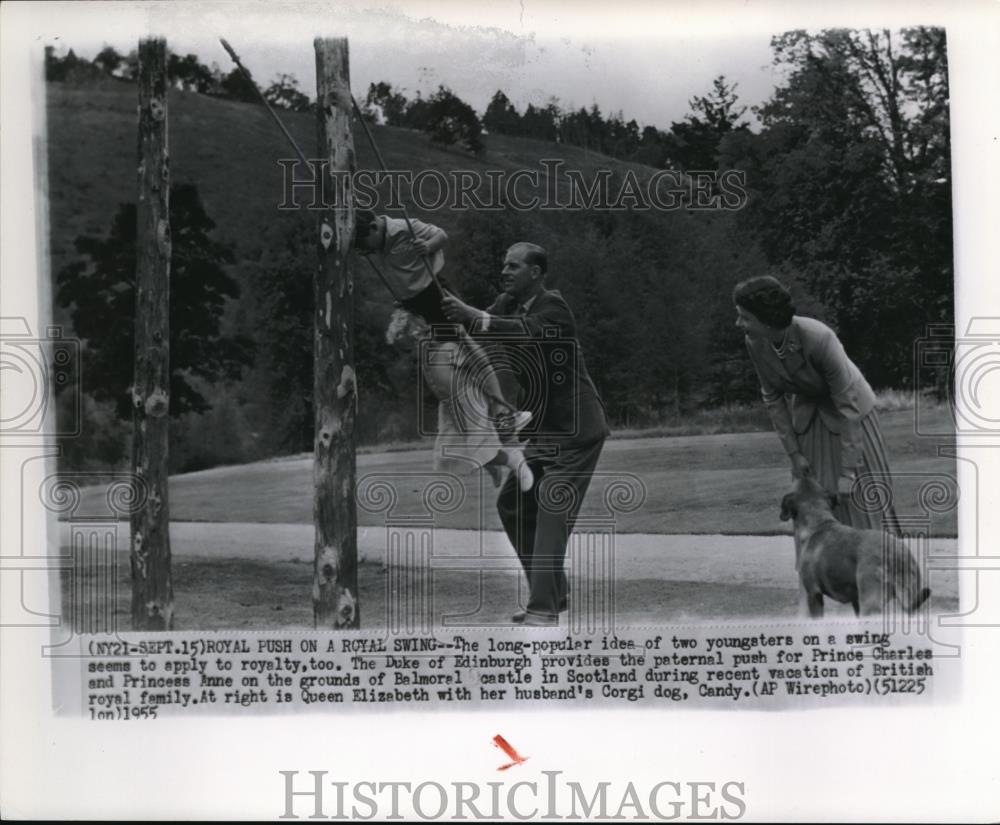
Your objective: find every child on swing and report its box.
[353,209,533,490]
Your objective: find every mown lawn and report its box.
[73,406,958,536]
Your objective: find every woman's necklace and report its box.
[770,327,790,358]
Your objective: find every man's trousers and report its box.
[496,437,605,617]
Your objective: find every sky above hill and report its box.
[28,1,963,131]
[25,0,919,132]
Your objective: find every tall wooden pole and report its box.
[131,37,173,630]
[313,38,358,628]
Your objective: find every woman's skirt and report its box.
[799,408,902,535]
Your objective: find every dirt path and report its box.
[57,521,958,630]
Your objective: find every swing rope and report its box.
[219,38,518,419]
[219,38,441,302]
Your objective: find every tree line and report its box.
[47,42,746,166]
[362,75,750,170]
[45,45,311,111]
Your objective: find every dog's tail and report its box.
[900,554,931,613]
[905,585,932,613]
[889,537,931,613]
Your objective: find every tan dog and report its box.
[779,476,931,617]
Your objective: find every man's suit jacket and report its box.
[476,288,609,448]
[744,315,876,472]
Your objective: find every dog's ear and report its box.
[779,493,795,521]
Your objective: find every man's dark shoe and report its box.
[511,599,568,623]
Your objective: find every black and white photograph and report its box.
[36,9,960,630]
[1,0,998,820]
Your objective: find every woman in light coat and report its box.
[734,276,901,534]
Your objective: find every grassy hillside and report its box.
[45,80,680,286]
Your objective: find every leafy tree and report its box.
[722,28,952,387]
[402,91,431,131]
[363,81,409,126]
[167,53,215,93]
[263,73,312,111]
[542,100,564,139]
[219,67,261,104]
[421,86,484,154]
[521,103,559,142]
[483,90,521,136]
[605,111,641,159]
[121,49,139,81]
[93,46,126,77]
[557,107,589,151]
[581,104,608,153]
[55,184,253,419]
[243,215,314,452]
[664,76,748,170]
[635,125,670,167]
[557,104,611,154]
[45,47,103,83]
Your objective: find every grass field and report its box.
[73,406,958,536]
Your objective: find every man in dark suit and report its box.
[442,242,610,626]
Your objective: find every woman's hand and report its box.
[789,452,811,479]
[410,238,432,257]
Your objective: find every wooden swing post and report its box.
[312,38,359,628]
[131,37,174,630]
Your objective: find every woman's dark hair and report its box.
[732,276,796,329]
